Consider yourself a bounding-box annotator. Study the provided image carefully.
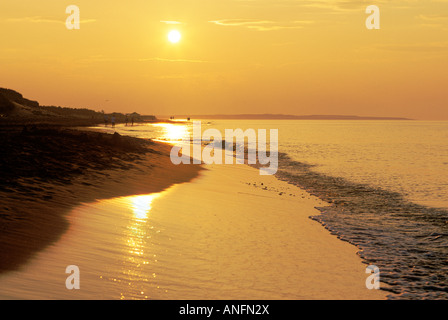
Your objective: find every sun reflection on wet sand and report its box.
[130,194,161,221]
[120,193,164,299]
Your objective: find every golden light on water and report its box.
[120,192,164,298]
[125,193,162,258]
[130,194,161,220]
[127,193,161,256]
[152,123,190,142]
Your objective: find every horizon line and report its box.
[154,113,415,120]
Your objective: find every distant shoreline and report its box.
[163,114,413,120]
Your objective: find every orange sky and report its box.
[0,0,447,119]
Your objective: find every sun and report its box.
[168,30,181,43]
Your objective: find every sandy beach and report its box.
[0,126,201,274]
[0,128,386,299]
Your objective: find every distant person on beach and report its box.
[111,116,116,128]
[131,117,134,126]
[125,115,129,126]
[104,115,109,127]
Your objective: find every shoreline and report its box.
[0,162,387,299]
[0,125,387,299]
[272,152,448,299]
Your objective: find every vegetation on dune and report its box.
[0,87,156,124]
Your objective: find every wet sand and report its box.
[0,159,386,299]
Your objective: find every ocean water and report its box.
[105,119,448,299]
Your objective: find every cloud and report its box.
[5,16,96,24]
[209,19,313,31]
[416,14,448,21]
[375,42,448,52]
[234,0,384,12]
[305,0,374,11]
[415,14,448,29]
[76,56,207,64]
[160,20,182,25]
[138,57,207,63]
